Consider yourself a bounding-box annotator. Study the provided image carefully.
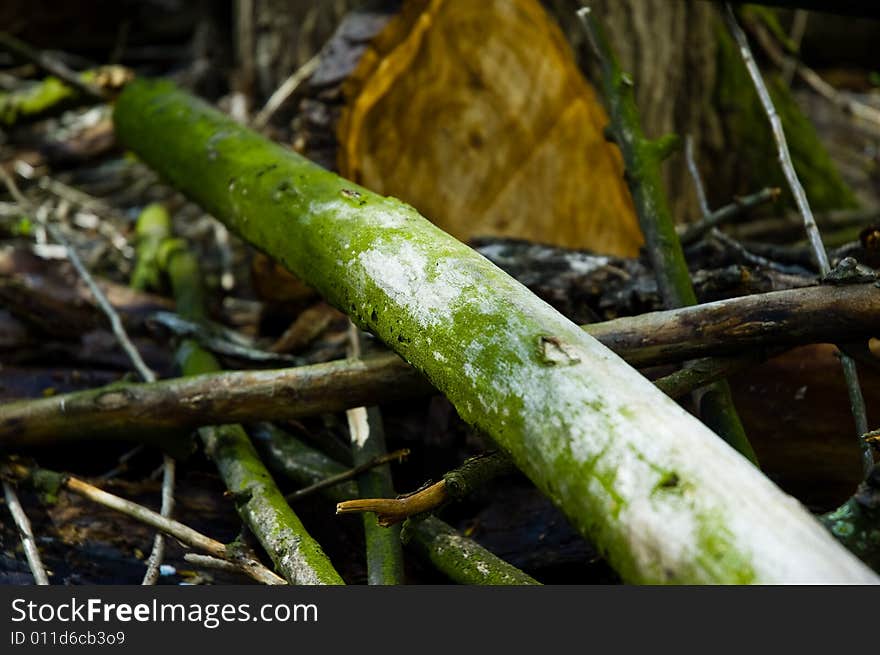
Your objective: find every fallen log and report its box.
[112,78,877,583]
[10,277,878,447]
[162,234,344,585]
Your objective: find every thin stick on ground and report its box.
[64,475,278,582]
[678,187,781,246]
[336,481,448,527]
[253,424,539,585]
[743,12,880,131]
[685,135,711,217]
[286,448,410,503]
[5,281,879,450]
[579,5,755,464]
[0,32,108,101]
[679,134,780,247]
[336,451,516,525]
[252,54,319,130]
[0,165,175,584]
[344,322,405,584]
[35,174,135,260]
[140,459,175,585]
[2,479,50,584]
[2,170,157,383]
[3,463,285,585]
[162,236,343,585]
[183,553,250,575]
[722,7,830,273]
[781,10,808,86]
[652,352,776,399]
[723,3,874,475]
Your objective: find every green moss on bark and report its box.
[714,25,857,212]
[113,79,876,584]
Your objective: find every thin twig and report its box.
[653,352,777,400]
[252,54,319,130]
[5,281,880,449]
[4,463,285,585]
[344,321,404,584]
[0,32,108,101]
[35,175,134,260]
[723,5,829,274]
[66,472,281,584]
[0,167,154,382]
[141,458,175,585]
[337,451,516,526]
[724,3,874,475]
[685,135,711,218]
[679,187,780,245]
[97,444,145,481]
[2,480,50,584]
[710,229,796,273]
[0,165,176,581]
[580,5,755,463]
[744,12,880,130]
[782,10,808,86]
[682,146,786,271]
[840,354,869,437]
[337,480,448,527]
[684,132,777,260]
[286,448,410,503]
[183,553,249,575]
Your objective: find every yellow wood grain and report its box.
[339,0,644,256]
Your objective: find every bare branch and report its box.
[2,480,49,584]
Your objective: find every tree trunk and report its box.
[242,0,362,100]
[547,0,855,221]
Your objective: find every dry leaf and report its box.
[339,0,643,256]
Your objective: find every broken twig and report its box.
[724,3,873,475]
[2,479,49,584]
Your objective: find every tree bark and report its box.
[112,79,877,583]
[5,280,877,449]
[547,0,855,220]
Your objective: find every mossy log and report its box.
[0,75,85,126]
[2,280,876,450]
[4,281,876,449]
[0,66,131,127]
[252,424,540,585]
[113,79,877,584]
[161,237,343,585]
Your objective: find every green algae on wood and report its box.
[130,203,172,292]
[714,23,856,213]
[0,68,111,127]
[578,7,754,464]
[0,76,80,126]
[113,78,877,584]
[401,516,540,586]
[821,466,880,572]
[345,325,404,585]
[163,235,343,585]
[250,423,539,585]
